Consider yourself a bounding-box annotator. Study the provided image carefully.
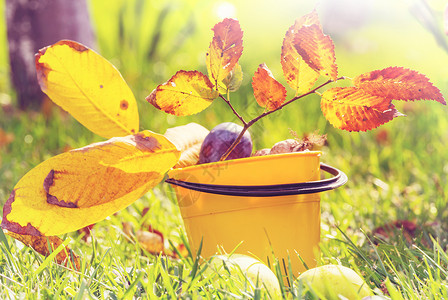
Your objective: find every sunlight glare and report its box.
[214,2,236,19]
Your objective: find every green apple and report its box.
[208,254,281,296]
[296,264,372,299]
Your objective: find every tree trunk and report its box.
[6,0,96,110]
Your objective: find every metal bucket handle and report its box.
[165,163,347,197]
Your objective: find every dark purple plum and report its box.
[199,122,253,164]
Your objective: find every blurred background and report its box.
[1,0,448,230]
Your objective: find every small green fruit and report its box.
[297,264,372,300]
[209,254,281,296]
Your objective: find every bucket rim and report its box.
[168,151,322,177]
[166,163,347,197]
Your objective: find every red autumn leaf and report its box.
[146,70,219,116]
[321,87,404,131]
[372,220,418,243]
[281,11,321,93]
[77,224,95,242]
[354,67,446,105]
[293,24,338,81]
[206,18,243,88]
[252,64,287,111]
[371,220,435,247]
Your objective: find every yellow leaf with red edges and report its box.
[35,40,139,139]
[206,18,243,89]
[146,70,219,116]
[252,64,287,111]
[281,11,320,93]
[353,67,446,104]
[321,87,404,131]
[5,232,80,270]
[293,24,338,81]
[1,131,180,236]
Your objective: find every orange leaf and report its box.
[5,231,80,269]
[293,24,338,81]
[281,11,320,93]
[354,67,446,104]
[146,70,219,116]
[1,131,180,236]
[321,87,404,131]
[252,64,287,111]
[206,18,243,88]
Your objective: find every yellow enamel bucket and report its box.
[166,151,347,281]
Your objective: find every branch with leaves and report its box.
[1,11,445,268]
[147,12,445,160]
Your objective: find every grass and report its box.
[1,0,448,298]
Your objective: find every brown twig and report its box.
[218,77,346,161]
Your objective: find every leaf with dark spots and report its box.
[120,100,129,110]
[133,133,161,152]
[35,40,139,138]
[1,190,43,236]
[1,131,180,236]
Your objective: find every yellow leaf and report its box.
[1,131,180,236]
[164,123,210,168]
[281,11,320,94]
[36,40,139,139]
[146,70,219,116]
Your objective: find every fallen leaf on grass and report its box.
[371,220,436,247]
[5,230,80,270]
[0,129,14,148]
[77,224,95,242]
[137,229,164,254]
